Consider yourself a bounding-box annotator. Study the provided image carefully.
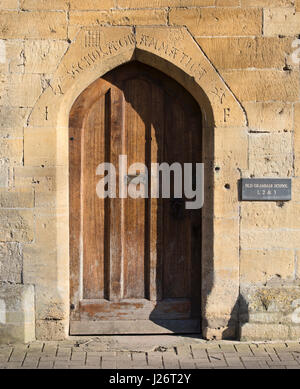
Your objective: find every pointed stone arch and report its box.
[27,26,248,340]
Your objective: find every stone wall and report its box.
[0,0,299,342]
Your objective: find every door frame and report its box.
[27,26,248,340]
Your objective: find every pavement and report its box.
[0,335,300,369]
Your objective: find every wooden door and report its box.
[69,62,202,334]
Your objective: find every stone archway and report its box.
[27,26,248,340]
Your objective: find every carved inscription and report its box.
[59,31,215,99]
[138,34,207,82]
[67,32,136,79]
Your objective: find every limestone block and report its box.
[0,138,23,166]
[292,178,300,201]
[248,132,293,177]
[244,102,293,133]
[240,249,294,284]
[1,74,42,107]
[0,209,34,243]
[240,323,289,340]
[241,229,300,249]
[221,70,299,102]
[71,0,116,9]
[69,9,167,27]
[0,106,30,129]
[21,0,69,10]
[297,0,300,11]
[295,103,300,176]
[264,8,300,36]
[0,160,8,188]
[0,188,34,208]
[241,202,300,229]
[13,166,68,208]
[0,11,67,39]
[0,283,35,344]
[197,37,293,69]
[0,242,22,283]
[0,128,23,139]
[0,0,18,9]
[169,8,262,36]
[244,286,300,315]
[24,127,56,166]
[24,40,69,74]
[0,40,25,74]
[216,0,239,6]
[117,0,214,7]
[215,127,248,169]
[241,0,294,6]
[35,319,67,340]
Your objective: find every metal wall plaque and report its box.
[241,178,292,201]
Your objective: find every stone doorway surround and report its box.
[8,25,248,342]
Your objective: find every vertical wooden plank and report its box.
[163,98,191,298]
[109,85,124,301]
[69,116,82,319]
[123,78,150,299]
[149,83,164,301]
[82,97,106,299]
[190,113,202,317]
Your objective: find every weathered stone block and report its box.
[71,0,117,9]
[0,209,34,243]
[0,243,22,283]
[69,9,167,27]
[240,249,294,284]
[197,37,292,69]
[216,0,239,6]
[0,11,67,39]
[242,0,294,6]
[248,132,293,177]
[0,138,23,166]
[296,0,300,11]
[0,283,35,344]
[241,202,300,229]
[3,74,42,107]
[24,127,56,166]
[0,127,23,139]
[35,319,67,340]
[244,102,293,133]
[169,8,262,36]
[295,103,300,176]
[240,323,289,340]
[0,188,34,209]
[21,0,69,9]
[0,40,25,74]
[0,160,8,188]
[117,0,214,7]
[221,70,299,102]
[24,40,68,74]
[264,8,300,36]
[0,0,18,9]
[241,229,300,249]
[0,107,30,129]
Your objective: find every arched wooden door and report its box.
[69,62,202,334]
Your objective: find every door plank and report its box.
[109,86,124,301]
[82,96,106,299]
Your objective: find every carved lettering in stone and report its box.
[66,33,136,80]
[138,34,206,83]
